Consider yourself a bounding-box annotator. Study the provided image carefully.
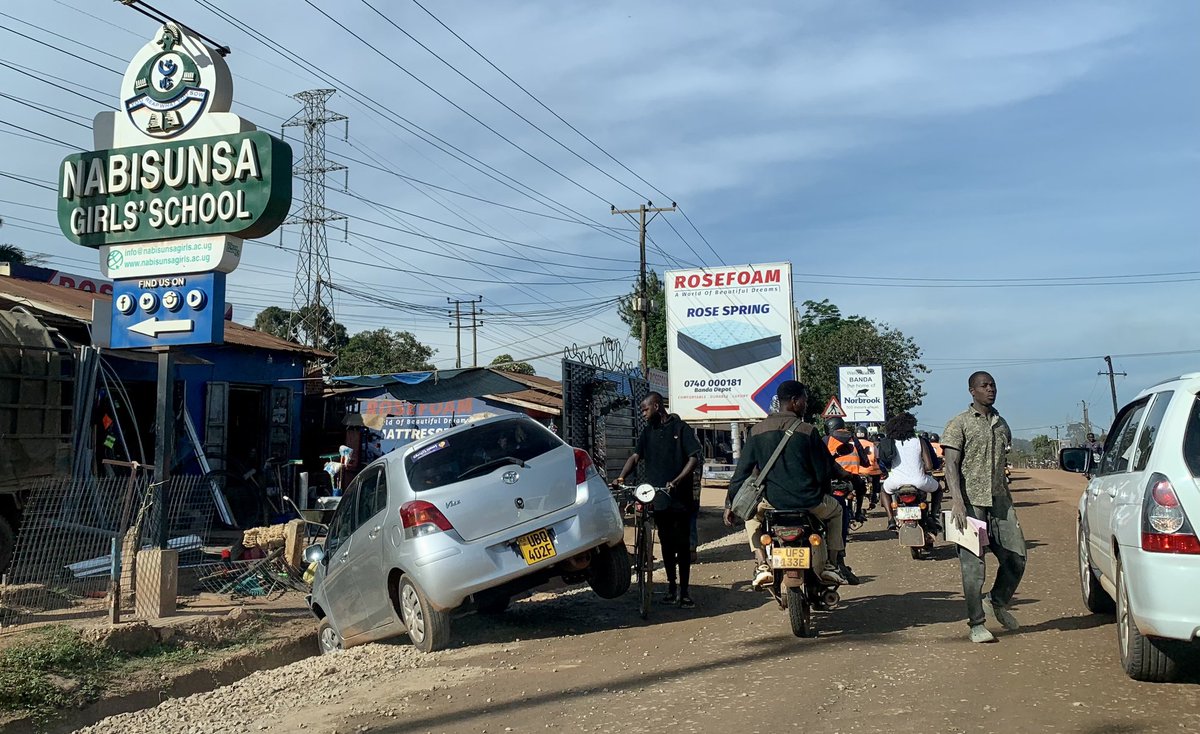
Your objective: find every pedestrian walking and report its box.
[613,392,702,608]
[942,371,1026,643]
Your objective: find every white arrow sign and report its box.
[128,317,195,338]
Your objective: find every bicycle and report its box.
[614,483,669,620]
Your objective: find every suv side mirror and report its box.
[303,544,326,565]
[1059,447,1092,474]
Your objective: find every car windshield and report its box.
[404,417,561,491]
[1183,395,1200,477]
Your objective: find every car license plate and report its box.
[771,547,810,569]
[896,506,923,520]
[516,529,557,565]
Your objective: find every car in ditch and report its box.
[1061,373,1200,681]
[303,414,631,653]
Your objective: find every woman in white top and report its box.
[879,412,940,495]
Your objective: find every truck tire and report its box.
[0,515,14,575]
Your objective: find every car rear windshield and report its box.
[1184,396,1200,477]
[404,417,562,491]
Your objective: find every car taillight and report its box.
[574,448,596,484]
[399,500,454,539]
[1140,474,1200,554]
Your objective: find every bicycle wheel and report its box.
[638,515,654,620]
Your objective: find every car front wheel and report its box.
[1078,518,1114,614]
[317,618,343,655]
[398,575,451,653]
[1117,559,1180,682]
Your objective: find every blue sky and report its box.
[1,1,1197,438]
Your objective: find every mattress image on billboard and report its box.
[676,321,782,373]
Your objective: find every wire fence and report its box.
[0,474,220,633]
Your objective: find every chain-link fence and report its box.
[0,474,218,633]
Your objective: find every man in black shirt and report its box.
[724,381,847,588]
[613,392,702,608]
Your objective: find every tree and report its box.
[617,271,667,371]
[251,304,348,353]
[0,244,44,266]
[489,353,535,375]
[337,328,435,376]
[795,299,929,419]
[1030,434,1057,463]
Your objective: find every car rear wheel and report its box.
[399,576,451,653]
[317,618,343,655]
[588,543,632,599]
[1078,518,1114,614]
[1117,559,1180,682]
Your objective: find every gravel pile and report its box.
[77,642,444,734]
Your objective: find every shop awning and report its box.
[328,367,528,404]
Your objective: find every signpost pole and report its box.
[153,348,175,549]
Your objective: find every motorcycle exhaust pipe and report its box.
[821,589,840,608]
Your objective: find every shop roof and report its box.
[0,276,329,357]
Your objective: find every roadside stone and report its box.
[44,673,83,696]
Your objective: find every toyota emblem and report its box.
[503,470,520,485]
[514,497,525,510]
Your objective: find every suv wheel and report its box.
[1078,518,1114,614]
[1117,559,1180,682]
[398,575,451,653]
[588,543,632,599]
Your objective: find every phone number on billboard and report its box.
[683,379,743,388]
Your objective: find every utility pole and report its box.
[448,296,483,369]
[612,201,676,377]
[1100,356,1127,420]
[1081,400,1091,436]
[284,89,347,352]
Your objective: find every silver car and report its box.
[1062,372,1200,681]
[304,415,631,653]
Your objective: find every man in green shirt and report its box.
[942,371,1026,644]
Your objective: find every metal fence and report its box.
[0,474,218,633]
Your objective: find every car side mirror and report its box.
[303,544,326,565]
[1058,447,1092,474]
[835,443,855,456]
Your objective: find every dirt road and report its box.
[80,471,1199,734]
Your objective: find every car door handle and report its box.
[368,525,382,540]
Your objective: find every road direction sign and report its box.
[110,272,225,349]
[822,395,847,419]
[838,365,886,422]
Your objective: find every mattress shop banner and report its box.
[664,262,796,422]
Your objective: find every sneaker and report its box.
[969,624,997,643]
[751,563,773,589]
[855,511,868,523]
[839,565,861,586]
[660,591,677,605]
[886,521,897,532]
[983,596,1020,631]
[678,596,695,609]
[818,565,847,585]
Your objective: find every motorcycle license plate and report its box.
[516,529,557,565]
[771,547,810,569]
[895,506,923,520]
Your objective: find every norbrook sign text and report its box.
[57,130,291,248]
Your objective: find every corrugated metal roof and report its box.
[0,276,329,356]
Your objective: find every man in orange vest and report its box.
[825,417,871,525]
[856,426,883,517]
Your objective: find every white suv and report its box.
[1061,374,1200,682]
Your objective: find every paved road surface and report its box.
[350,470,1198,734]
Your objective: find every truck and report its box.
[0,310,74,573]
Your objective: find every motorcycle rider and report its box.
[825,418,871,527]
[724,381,847,589]
[856,426,883,516]
[876,412,940,536]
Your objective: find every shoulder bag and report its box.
[729,419,803,522]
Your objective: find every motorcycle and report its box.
[760,508,841,638]
[892,486,936,559]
